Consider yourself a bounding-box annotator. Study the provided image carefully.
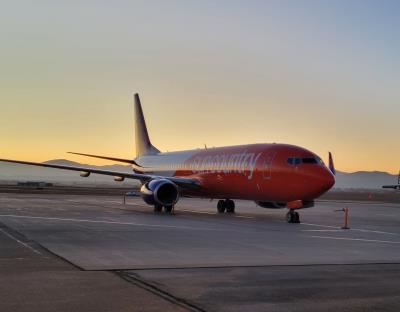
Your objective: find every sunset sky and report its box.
[1,1,399,173]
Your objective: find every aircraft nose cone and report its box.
[319,169,335,193]
[304,167,335,198]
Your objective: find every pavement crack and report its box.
[115,271,208,312]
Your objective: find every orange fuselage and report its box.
[135,143,335,203]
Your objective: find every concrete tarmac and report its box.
[0,192,399,311]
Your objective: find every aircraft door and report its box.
[263,152,276,179]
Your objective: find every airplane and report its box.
[0,93,335,223]
[382,171,400,190]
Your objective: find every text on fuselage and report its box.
[188,151,262,180]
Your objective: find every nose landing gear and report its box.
[286,209,300,223]
[217,199,235,214]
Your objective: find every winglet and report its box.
[328,152,336,175]
[134,93,160,157]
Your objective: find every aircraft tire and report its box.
[164,205,173,213]
[286,211,294,223]
[286,210,300,223]
[217,200,226,213]
[154,204,163,213]
[294,211,300,223]
[286,211,292,223]
[225,199,235,213]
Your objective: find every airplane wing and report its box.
[382,185,400,190]
[382,170,400,190]
[0,158,200,190]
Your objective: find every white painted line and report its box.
[180,209,217,215]
[350,229,400,236]
[302,229,343,232]
[301,222,399,236]
[309,235,400,244]
[0,214,225,232]
[301,222,339,229]
[0,228,42,255]
[180,209,255,219]
[107,200,124,204]
[235,215,255,219]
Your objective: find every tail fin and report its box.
[134,93,160,157]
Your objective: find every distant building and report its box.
[17,181,53,189]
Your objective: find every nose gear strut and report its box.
[286,209,300,223]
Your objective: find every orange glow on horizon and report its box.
[0,2,398,176]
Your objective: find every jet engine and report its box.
[255,201,287,209]
[140,179,179,207]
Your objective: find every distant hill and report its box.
[0,159,398,189]
[335,170,398,190]
[44,159,131,172]
[0,159,138,187]
[44,159,83,166]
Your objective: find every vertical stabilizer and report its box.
[134,94,160,157]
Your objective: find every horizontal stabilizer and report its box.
[68,152,141,166]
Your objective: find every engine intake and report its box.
[140,179,179,207]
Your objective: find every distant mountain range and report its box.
[334,170,398,189]
[0,159,398,190]
[0,159,137,187]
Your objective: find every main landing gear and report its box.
[217,199,235,214]
[286,209,300,223]
[154,204,174,214]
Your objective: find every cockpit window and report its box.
[287,157,301,165]
[287,157,323,166]
[302,158,318,164]
[316,157,324,165]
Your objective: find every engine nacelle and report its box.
[140,179,179,207]
[255,201,287,209]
